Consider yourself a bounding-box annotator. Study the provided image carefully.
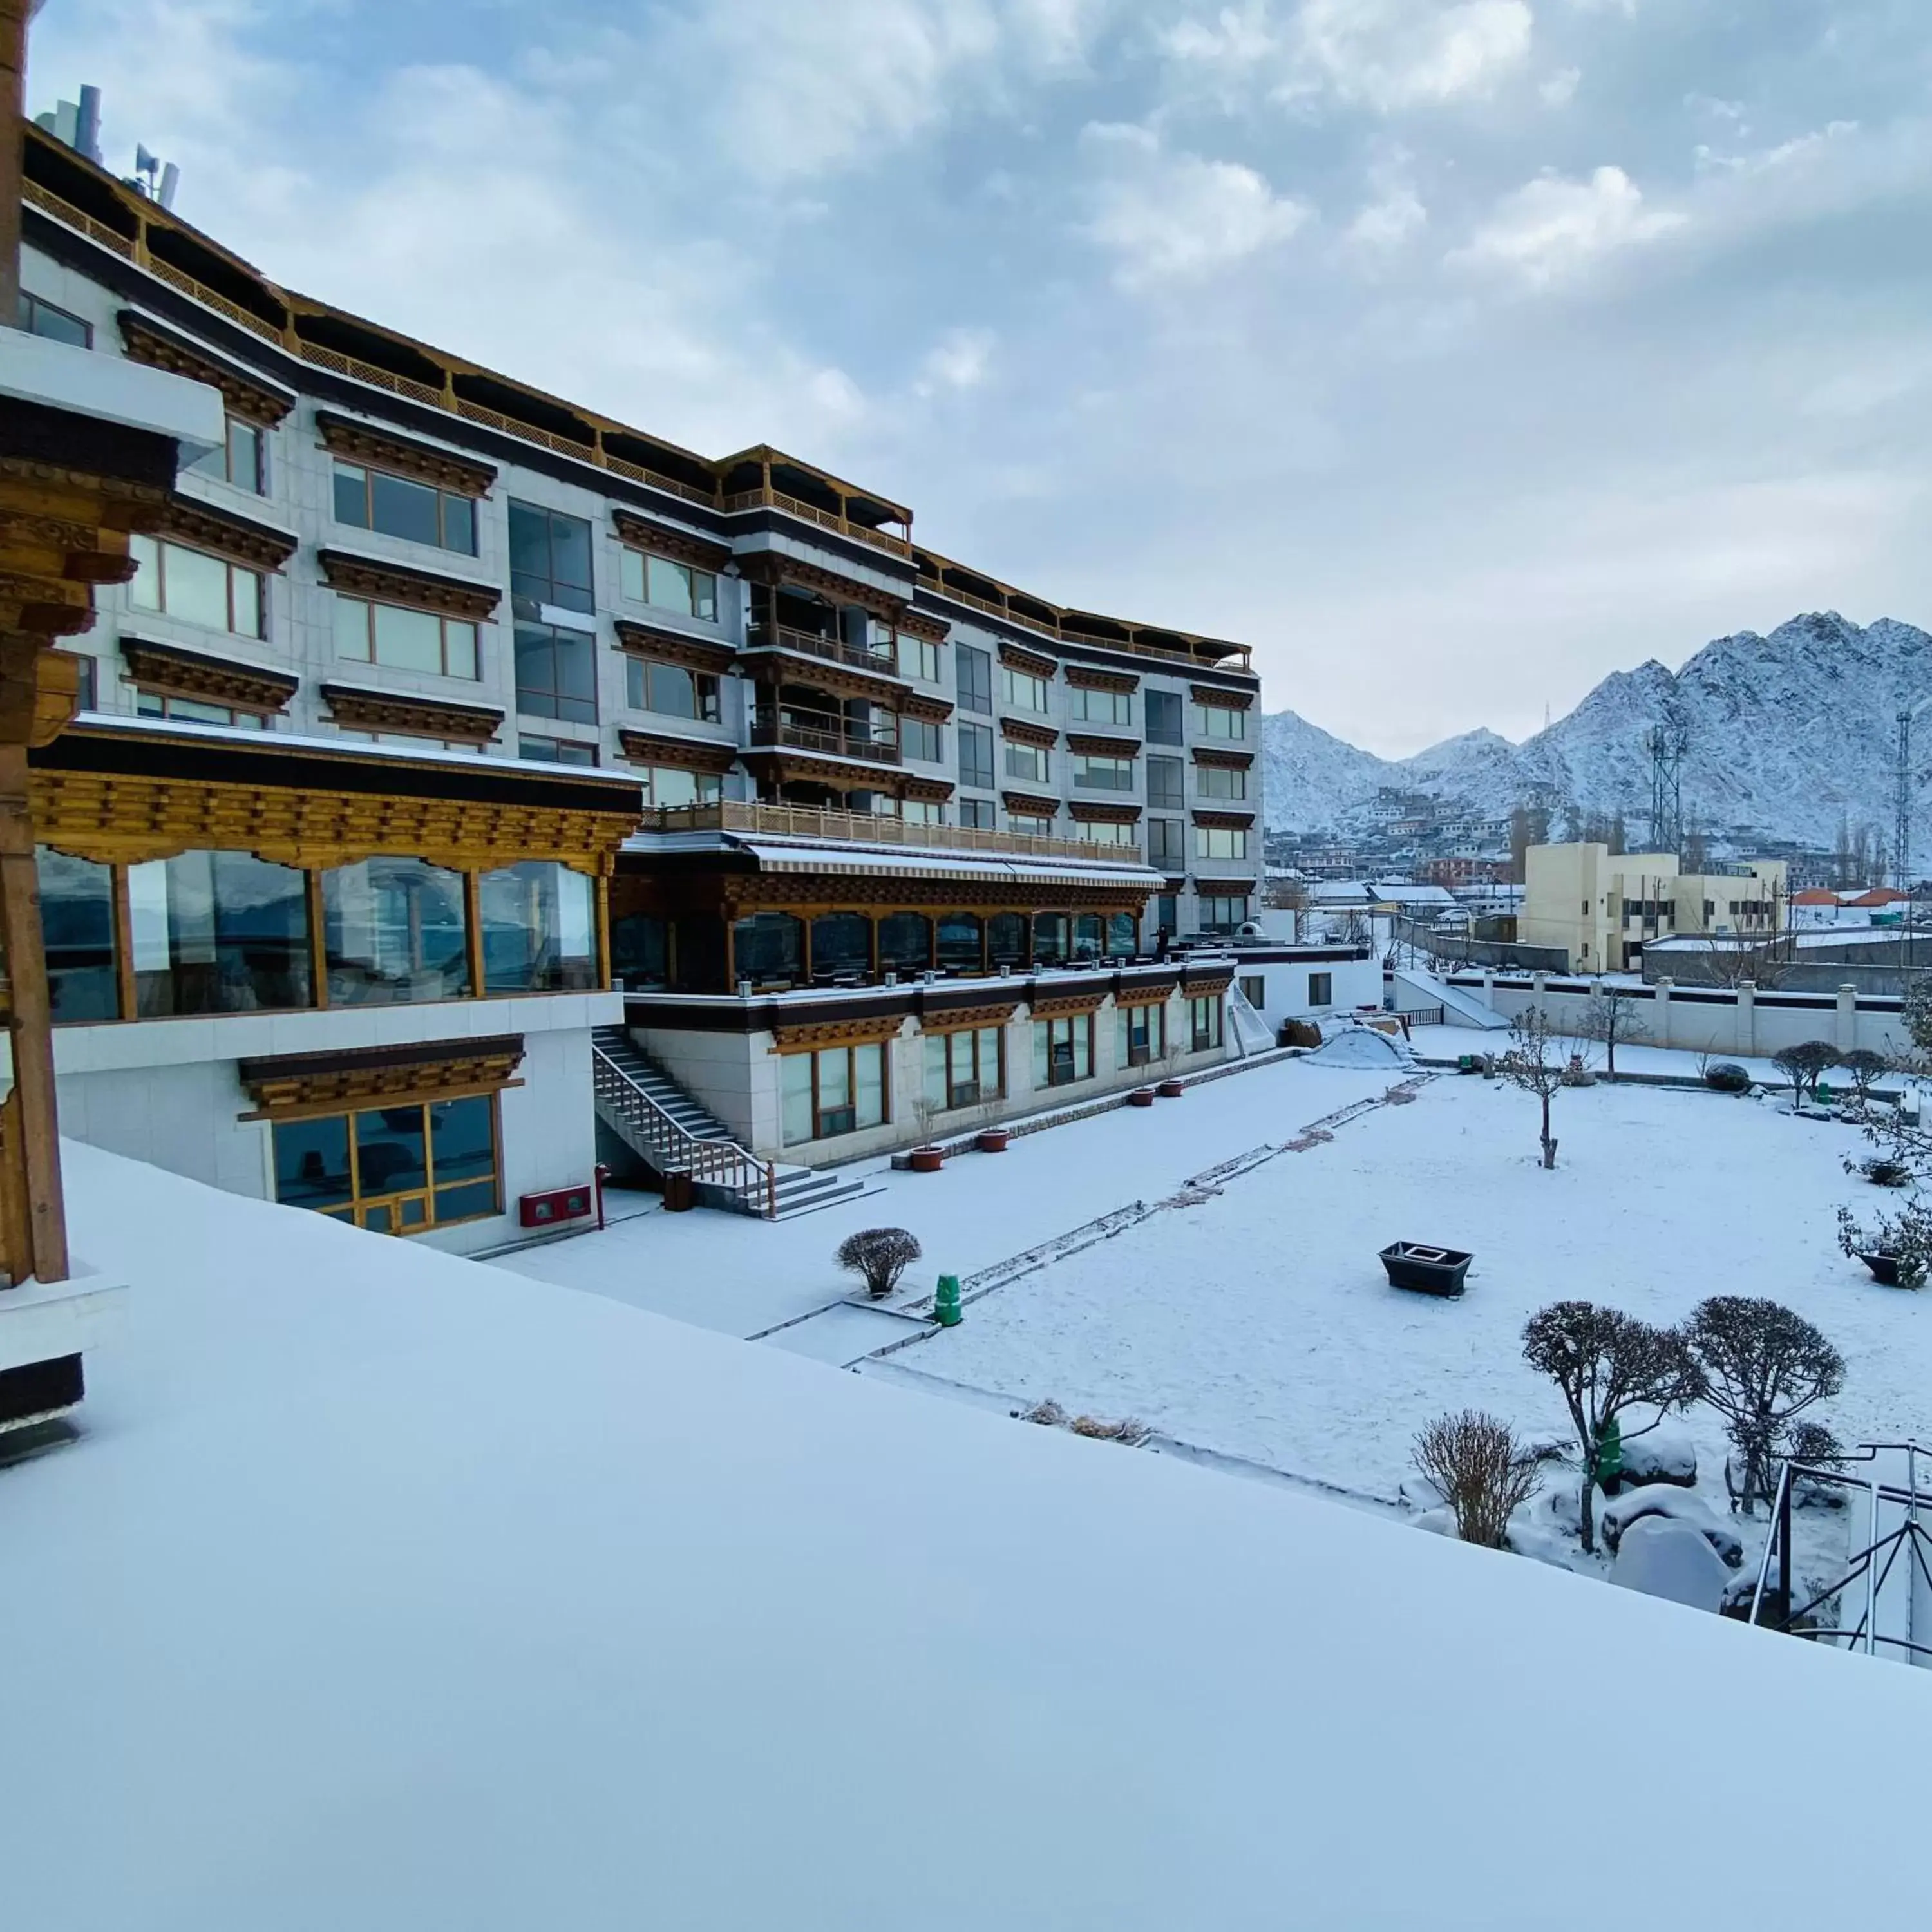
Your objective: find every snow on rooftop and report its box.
[3,1141,1928,1927]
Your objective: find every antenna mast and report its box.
[1645,718,1688,858]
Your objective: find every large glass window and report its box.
[335,594,478,679]
[811,913,871,980]
[925,1026,1003,1110]
[519,734,597,766]
[18,290,90,346]
[1032,1014,1093,1088]
[37,848,118,1023]
[333,461,477,554]
[1033,913,1069,963]
[956,643,992,714]
[516,622,597,723]
[271,1094,499,1234]
[1118,1000,1166,1068]
[1070,686,1132,726]
[619,549,717,621]
[135,690,270,730]
[1155,895,1177,936]
[1001,664,1050,712]
[1107,912,1137,957]
[989,912,1027,964]
[637,764,722,808]
[902,716,942,762]
[191,416,265,495]
[1197,825,1251,861]
[1004,741,1050,785]
[781,1043,887,1144]
[1077,820,1136,846]
[480,862,598,993]
[323,857,470,1005]
[959,721,996,790]
[1189,994,1225,1052]
[1146,690,1184,745]
[1073,914,1104,960]
[899,636,941,682]
[1198,894,1249,933]
[878,912,931,974]
[1191,702,1247,741]
[732,911,803,986]
[509,499,594,615]
[1147,755,1184,809]
[1148,819,1185,869]
[626,656,719,721]
[128,534,262,638]
[1072,753,1133,791]
[128,849,312,1016]
[936,913,982,971]
[1198,763,1248,800]
[959,795,995,831]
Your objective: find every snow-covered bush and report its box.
[1838,1049,1889,1109]
[1704,1061,1751,1095]
[1857,1155,1911,1188]
[1410,1410,1541,1550]
[1835,1198,1932,1287]
[835,1227,923,1300]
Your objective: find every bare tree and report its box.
[1693,934,1792,989]
[1573,981,1651,1081]
[1521,1302,1703,1553]
[1412,1410,1542,1549]
[1771,1040,1839,1111]
[835,1227,923,1300]
[1498,1005,1571,1168]
[1685,1298,1845,1516]
[1838,1048,1888,1110]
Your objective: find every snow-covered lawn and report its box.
[896,1073,1931,1517]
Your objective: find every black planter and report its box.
[1380,1241,1472,1297]
[1861,1250,1904,1286]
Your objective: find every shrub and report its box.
[1772,1040,1839,1108]
[1411,1410,1542,1549]
[1838,1048,1889,1106]
[1836,1198,1932,1287]
[835,1227,923,1300]
[1704,1061,1751,1094]
[1859,1155,1911,1188]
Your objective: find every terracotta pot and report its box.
[909,1146,945,1173]
[1127,1088,1157,1108]
[1157,1080,1186,1099]
[976,1128,1010,1153]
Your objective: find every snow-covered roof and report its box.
[7,1142,1927,1926]
[738,837,1160,889]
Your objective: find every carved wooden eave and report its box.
[741,650,902,707]
[118,312,297,428]
[1029,988,1106,1020]
[1189,685,1255,710]
[770,1012,907,1053]
[320,682,504,745]
[237,1035,527,1121]
[1065,732,1141,759]
[316,410,496,498]
[156,492,299,572]
[1068,800,1142,824]
[316,548,502,621]
[618,728,739,775]
[1001,790,1059,817]
[997,641,1057,679]
[922,1000,1019,1032]
[611,510,732,574]
[1063,664,1139,694]
[900,774,955,803]
[736,550,905,621]
[895,607,950,645]
[724,872,1150,917]
[1114,980,1179,1007]
[900,691,954,724]
[737,748,905,793]
[1191,808,1257,829]
[999,717,1057,750]
[1190,746,1255,770]
[612,618,737,677]
[1188,973,1235,998]
[120,634,299,716]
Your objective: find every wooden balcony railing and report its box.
[747,719,903,766]
[634,799,1145,866]
[721,485,914,559]
[746,625,905,679]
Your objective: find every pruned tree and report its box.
[1498,1005,1571,1168]
[1573,981,1651,1081]
[1686,1298,1846,1516]
[1521,1302,1703,1553]
[1772,1040,1839,1111]
[1838,1048,1888,1110]
[835,1227,923,1300]
[1412,1410,1542,1549]
[1694,934,1792,990]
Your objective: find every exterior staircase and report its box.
[591,1027,867,1221]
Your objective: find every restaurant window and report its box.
[878,912,931,974]
[519,734,597,766]
[626,655,719,722]
[1145,689,1184,745]
[17,290,90,346]
[781,1041,887,1144]
[479,861,599,993]
[1001,664,1050,713]
[323,857,471,1005]
[334,461,476,554]
[1189,994,1224,1053]
[128,849,312,1015]
[1004,740,1049,786]
[637,764,722,807]
[732,911,804,986]
[989,911,1027,964]
[899,636,941,682]
[129,534,263,639]
[1191,701,1247,741]
[1032,1012,1093,1088]
[1072,753,1133,791]
[37,848,118,1023]
[1072,913,1104,960]
[1033,913,1069,963]
[1197,825,1250,862]
[135,690,270,729]
[1070,686,1132,726]
[811,913,871,980]
[1107,913,1137,956]
[901,715,942,762]
[936,913,982,971]
[193,416,267,495]
[1147,755,1184,810]
[1198,764,1248,800]
[335,594,478,679]
[612,913,670,990]
[1148,818,1185,869]
[958,722,995,790]
[271,1094,500,1233]
[956,643,992,714]
[958,795,995,831]
[1117,1000,1165,1068]
[619,548,717,621]
[925,1025,1003,1110]
[1198,895,1249,933]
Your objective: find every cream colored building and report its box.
[1520,844,1786,972]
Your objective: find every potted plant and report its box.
[908,1093,945,1173]
[1127,1086,1157,1108]
[1155,1027,1186,1099]
[975,1126,1010,1152]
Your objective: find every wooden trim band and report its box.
[900,692,954,724]
[738,748,904,792]
[1063,665,1139,694]
[901,775,955,802]
[1191,808,1256,829]
[119,635,299,715]
[999,717,1057,750]
[612,619,736,676]
[155,493,299,571]
[770,1014,905,1052]
[118,311,296,426]
[320,683,504,744]
[737,550,905,621]
[238,1036,526,1119]
[1186,974,1234,998]
[742,652,904,706]
[316,547,502,621]
[1068,800,1142,824]
[618,728,739,774]
[1001,790,1058,817]
[1189,685,1253,709]
[1115,982,1177,1008]
[922,1000,1019,1032]
[612,509,732,573]
[1030,990,1106,1019]
[316,411,496,497]
[1065,733,1140,758]
[1190,746,1254,770]
[895,607,950,644]
[998,641,1057,679]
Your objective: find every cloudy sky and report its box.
[29,1,1932,753]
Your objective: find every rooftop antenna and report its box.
[73,84,102,166]
[1645,716,1689,858]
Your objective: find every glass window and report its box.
[636,764,722,808]
[128,533,263,638]
[901,799,943,826]
[480,861,598,993]
[1192,701,1248,740]
[925,1025,1003,1110]
[1147,755,1184,810]
[272,1095,500,1232]
[1077,819,1136,846]
[1107,912,1137,957]
[626,656,719,721]
[323,857,470,1005]
[618,549,719,622]
[1309,972,1333,1006]
[1145,689,1184,745]
[1008,813,1054,837]
[1032,1014,1092,1088]
[1199,895,1249,933]
[956,643,992,714]
[958,795,995,830]
[1070,685,1132,726]
[135,690,270,730]
[1198,763,1248,800]
[191,416,265,494]
[334,594,478,679]
[1003,741,1049,785]
[901,715,942,763]
[811,912,871,980]
[1073,913,1104,960]
[989,912,1027,963]
[782,1043,887,1144]
[936,913,981,971]
[519,734,598,766]
[612,913,670,990]
[732,911,803,986]
[1189,994,1225,1052]
[1072,753,1133,791]
[64,651,99,712]
[1118,1000,1166,1069]
[1148,819,1185,869]
[1155,894,1178,936]
[128,849,312,1016]
[878,912,931,974]
[1196,825,1250,861]
[899,636,941,682]
[1001,664,1050,712]
[1033,913,1068,963]
[958,722,995,790]
[37,848,118,1023]
[516,621,597,723]
[508,499,594,614]
[332,460,477,554]
[18,290,91,346]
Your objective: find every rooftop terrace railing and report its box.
[634,799,1146,866]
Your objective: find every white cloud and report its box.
[1345,144,1427,249]
[1539,65,1580,106]
[917,327,998,393]
[1451,165,1683,287]
[1079,121,1311,289]
[1694,120,1859,182]
[1292,0,1535,111]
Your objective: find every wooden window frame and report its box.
[1189,995,1224,1054]
[1036,1012,1093,1088]
[1119,999,1166,1069]
[626,654,722,723]
[130,533,265,639]
[269,1092,503,1236]
[619,546,719,622]
[332,457,478,555]
[928,1025,1004,1111]
[788,1041,889,1142]
[336,593,480,680]
[133,688,272,730]
[1003,741,1050,786]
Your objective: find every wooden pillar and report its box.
[800,912,813,985]
[463,871,485,998]
[0,742,68,1283]
[724,910,738,992]
[0,1,27,325]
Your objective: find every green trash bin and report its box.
[934,1273,962,1327]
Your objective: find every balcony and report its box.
[744,625,905,680]
[721,484,914,560]
[747,720,903,766]
[633,799,1145,866]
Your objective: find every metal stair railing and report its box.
[592,1040,777,1219]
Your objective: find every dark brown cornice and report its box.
[1068,800,1142,823]
[997,641,1057,679]
[118,310,297,426]
[736,549,905,621]
[119,634,299,714]
[1190,685,1253,709]
[1065,732,1141,759]
[316,410,497,497]
[618,728,739,774]
[1063,664,1139,694]
[155,493,299,571]
[320,682,504,744]
[611,509,732,574]
[999,717,1057,750]
[612,619,736,677]
[316,547,502,621]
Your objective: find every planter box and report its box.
[1860,1250,1906,1287]
[975,1128,1010,1153]
[909,1147,945,1174]
[1157,1080,1186,1099]
[1380,1241,1472,1298]
[1127,1088,1157,1108]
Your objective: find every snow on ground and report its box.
[1405,1023,1809,1088]
[5,1139,1930,1929]
[897,1074,1930,1517]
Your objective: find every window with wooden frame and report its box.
[625,654,720,722]
[271,1094,501,1235]
[1198,895,1249,932]
[1076,819,1135,846]
[134,690,270,730]
[128,533,264,639]
[1070,685,1132,726]
[1117,999,1166,1068]
[191,415,267,495]
[898,636,941,682]
[1001,663,1050,713]
[1072,752,1133,791]
[334,460,477,555]
[924,1025,1003,1111]
[1197,824,1249,861]
[1003,740,1050,785]
[1191,701,1247,740]
[900,715,943,762]
[1197,762,1248,800]
[334,593,479,679]
[1008,811,1054,837]
[636,764,722,807]
[1032,1012,1093,1088]
[619,547,717,621]
[781,1042,888,1145]
[66,651,99,712]
[1188,994,1225,1052]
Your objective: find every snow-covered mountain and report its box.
[1263,612,1932,850]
